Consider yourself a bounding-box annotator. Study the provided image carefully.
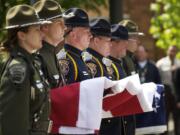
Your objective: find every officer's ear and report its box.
[17,31,26,41]
[69,28,76,39]
[94,37,99,45]
[40,24,49,33]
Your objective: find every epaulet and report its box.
[56,48,67,60]
[81,51,93,62]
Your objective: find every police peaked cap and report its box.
[64,8,89,27]
[111,24,129,40]
[90,18,111,37]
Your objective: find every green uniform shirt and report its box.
[0,46,50,135]
[39,41,63,88]
[122,51,137,76]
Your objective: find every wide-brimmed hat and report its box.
[119,19,144,36]
[90,18,111,37]
[33,0,63,21]
[111,24,129,40]
[64,8,89,27]
[5,4,51,29]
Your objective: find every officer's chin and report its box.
[83,44,89,50]
[38,43,43,50]
[104,52,110,57]
[121,53,126,58]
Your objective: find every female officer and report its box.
[0,4,51,135]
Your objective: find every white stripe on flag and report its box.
[50,74,158,134]
[136,125,167,134]
[59,126,95,134]
[59,77,116,134]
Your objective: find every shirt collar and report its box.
[138,60,147,68]
[12,45,33,61]
[87,48,104,60]
[64,44,83,56]
[42,40,56,53]
[109,56,122,64]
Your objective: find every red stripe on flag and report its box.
[50,83,80,133]
[103,89,133,111]
[110,96,144,116]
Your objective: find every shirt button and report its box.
[124,121,127,124]
[108,120,111,123]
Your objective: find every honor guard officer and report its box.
[57,8,92,84]
[0,5,51,135]
[109,24,129,135]
[119,19,144,135]
[109,24,128,82]
[119,19,144,76]
[85,18,122,135]
[86,18,112,79]
[33,0,66,88]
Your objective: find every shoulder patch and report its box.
[106,66,114,76]
[59,59,70,76]
[8,63,26,84]
[86,62,97,78]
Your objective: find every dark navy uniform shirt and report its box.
[109,56,126,80]
[59,44,91,84]
[86,48,110,78]
[85,51,124,134]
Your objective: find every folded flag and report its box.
[102,81,157,118]
[50,74,157,134]
[135,84,167,134]
[50,77,114,134]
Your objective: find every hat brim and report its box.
[111,36,128,41]
[45,14,63,21]
[65,23,90,28]
[129,32,145,36]
[92,32,111,38]
[4,20,52,30]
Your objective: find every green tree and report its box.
[0,0,107,40]
[150,0,180,52]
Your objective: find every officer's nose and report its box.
[89,32,92,39]
[87,29,92,39]
[62,22,67,31]
[40,30,44,40]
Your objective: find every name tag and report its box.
[53,75,60,80]
[83,71,89,76]
[37,82,43,89]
